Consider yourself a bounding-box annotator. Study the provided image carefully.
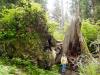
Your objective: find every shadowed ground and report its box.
[65,70,78,75]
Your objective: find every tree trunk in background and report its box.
[87,0,95,22]
[63,0,93,64]
[34,0,47,9]
[52,0,61,23]
[91,0,100,21]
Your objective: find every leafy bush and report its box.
[0,2,48,60]
[81,20,99,43]
[81,20,100,51]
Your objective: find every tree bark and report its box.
[63,0,93,65]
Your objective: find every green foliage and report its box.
[26,65,59,75]
[47,19,68,41]
[53,31,64,41]
[78,62,100,75]
[34,0,47,8]
[0,1,48,60]
[0,65,26,75]
[81,20,100,51]
[80,0,100,21]
[0,58,26,75]
[81,20,99,43]
[95,0,100,21]
[12,56,59,75]
[47,20,58,34]
[80,0,88,19]
[0,58,59,75]
[96,20,100,26]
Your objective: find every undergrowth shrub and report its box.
[81,20,100,52]
[0,57,59,75]
[78,62,100,75]
[0,2,48,61]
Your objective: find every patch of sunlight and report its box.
[0,64,26,75]
[53,30,64,41]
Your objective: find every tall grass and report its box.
[78,61,100,75]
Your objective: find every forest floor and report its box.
[0,61,26,75]
[65,70,78,75]
[0,65,26,75]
